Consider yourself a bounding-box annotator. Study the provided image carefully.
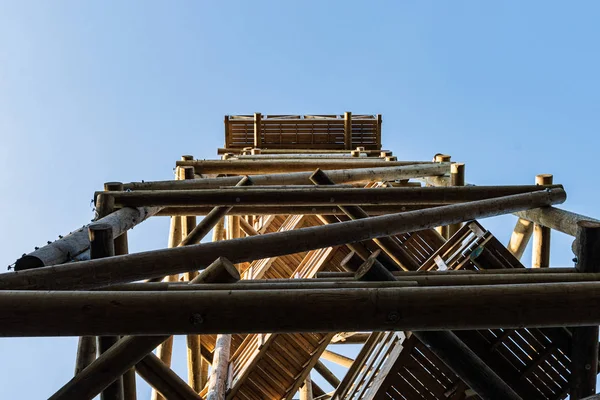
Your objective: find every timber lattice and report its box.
[4,112,600,400]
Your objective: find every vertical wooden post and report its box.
[254,112,262,148]
[206,233,234,400]
[103,182,136,400]
[434,154,452,239]
[375,114,382,149]
[532,174,553,268]
[344,111,352,150]
[299,374,313,400]
[74,337,96,375]
[448,163,465,237]
[570,221,600,399]
[152,167,185,400]
[179,162,206,393]
[507,218,533,260]
[224,116,231,148]
[90,223,124,400]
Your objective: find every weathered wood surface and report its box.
[89,224,124,400]
[123,163,450,191]
[10,282,600,335]
[317,267,576,278]
[179,176,251,246]
[0,188,566,290]
[177,159,431,174]
[507,218,533,259]
[102,185,562,208]
[532,174,553,268]
[135,353,202,400]
[570,221,600,400]
[15,205,160,270]
[156,204,435,216]
[49,258,237,400]
[515,206,600,237]
[103,271,600,289]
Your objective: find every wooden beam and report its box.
[103,185,562,208]
[254,112,262,147]
[178,159,437,175]
[570,221,600,399]
[507,218,533,260]
[180,164,206,394]
[124,163,448,191]
[14,204,159,270]
[434,154,452,239]
[136,353,202,400]
[49,258,238,400]
[89,224,124,400]
[317,267,577,278]
[206,219,239,400]
[74,336,96,375]
[514,206,600,237]
[157,205,435,216]
[344,112,352,150]
[0,188,566,290]
[152,168,185,400]
[448,163,465,237]
[320,350,353,367]
[532,174,553,268]
[300,374,314,400]
[103,183,136,400]
[314,361,340,388]
[12,282,600,335]
[354,255,522,400]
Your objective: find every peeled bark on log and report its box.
[15,206,159,271]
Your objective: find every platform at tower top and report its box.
[224,112,381,150]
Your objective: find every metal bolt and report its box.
[236,197,241,203]
[585,363,592,371]
[386,311,400,323]
[190,313,204,325]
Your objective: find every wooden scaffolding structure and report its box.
[5,112,600,400]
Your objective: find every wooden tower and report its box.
[4,112,600,400]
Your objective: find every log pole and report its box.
[104,183,137,400]
[570,221,600,399]
[344,112,352,150]
[321,350,354,368]
[299,373,314,400]
[507,218,533,260]
[206,217,239,400]
[447,163,465,237]
[532,174,553,268]
[48,258,239,400]
[136,353,202,400]
[0,188,567,291]
[124,163,449,191]
[152,167,185,400]
[254,112,262,148]
[89,224,124,400]
[434,154,451,239]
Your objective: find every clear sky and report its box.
[1,1,599,398]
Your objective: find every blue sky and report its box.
[1,1,599,398]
